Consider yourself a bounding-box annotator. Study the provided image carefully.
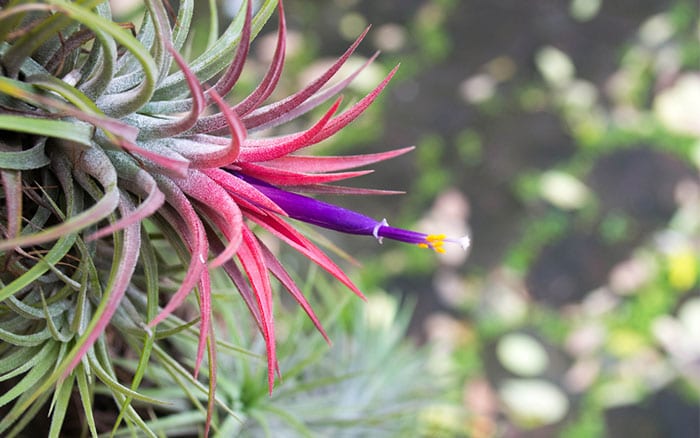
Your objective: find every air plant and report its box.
[112,278,440,437]
[0,0,468,435]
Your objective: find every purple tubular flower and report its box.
[236,173,471,253]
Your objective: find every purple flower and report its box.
[236,172,471,253]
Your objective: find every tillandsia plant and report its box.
[0,0,469,435]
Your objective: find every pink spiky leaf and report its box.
[87,183,165,242]
[244,208,365,299]
[135,43,207,138]
[215,242,264,331]
[191,1,287,134]
[207,0,252,100]
[306,64,400,145]
[204,318,217,438]
[203,168,287,216]
[241,26,371,129]
[190,89,245,168]
[232,0,287,117]
[237,97,342,163]
[250,51,380,133]
[119,138,190,178]
[283,184,405,196]
[258,242,331,344]
[236,224,278,394]
[236,163,374,186]
[260,146,414,173]
[193,270,213,378]
[148,179,208,328]
[176,169,243,268]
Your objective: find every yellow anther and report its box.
[418,233,469,254]
[426,234,446,242]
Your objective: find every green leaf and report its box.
[46,0,158,117]
[0,233,76,302]
[89,353,169,406]
[26,75,102,114]
[0,115,93,147]
[111,230,160,434]
[76,364,99,438]
[0,140,49,170]
[0,341,57,408]
[75,1,116,99]
[92,340,159,438]
[262,404,315,438]
[0,325,53,347]
[111,330,157,435]
[111,411,205,438]
[0,345,41,375]
[0,2,92,77]
[0,340,55,382]
[48,374,75,438]
[206,0,220,50]
[0,148,120,252]
[0,0,30,48]
[4,293,70,320]
[150,0,277,102]
[0,75,137,142]
[171,0,194,51]
[4,390,52,437]
[153,344,239,419]
[42,293,75,343]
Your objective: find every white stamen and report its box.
[453,234,471,251]
[373,218,389,243]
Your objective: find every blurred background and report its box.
[197,0,700,436]
[271,1,700,436]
